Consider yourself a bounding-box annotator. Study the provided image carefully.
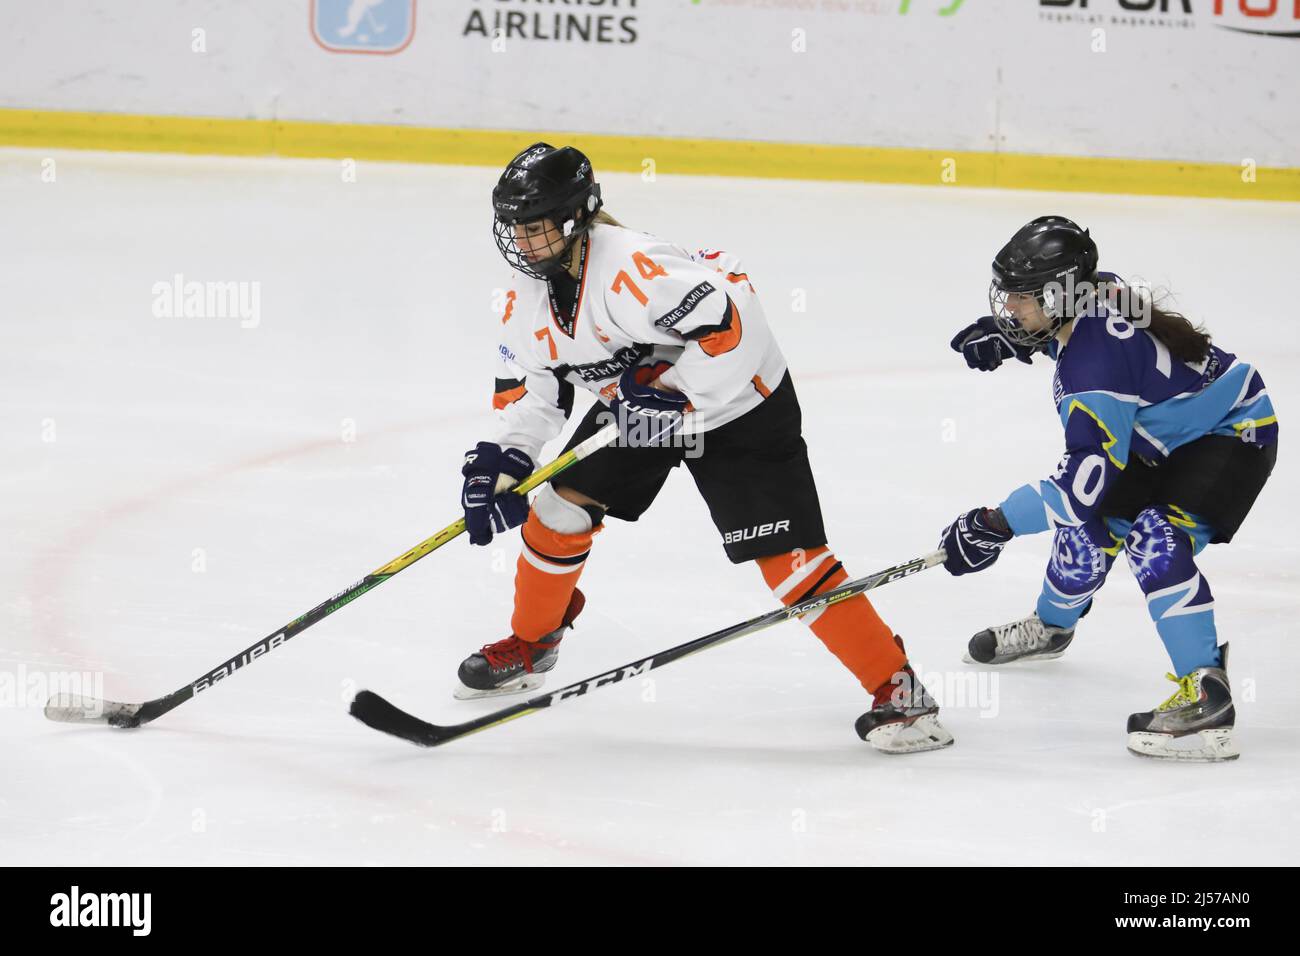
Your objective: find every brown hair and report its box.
[1123,286,1212,363]
[1148,304,1212,363]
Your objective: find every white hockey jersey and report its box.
[492,222,788,461]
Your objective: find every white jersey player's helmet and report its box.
[492,142,603,279]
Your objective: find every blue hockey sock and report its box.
[1125,507,1220,675]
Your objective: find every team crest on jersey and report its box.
[311,0,416,55]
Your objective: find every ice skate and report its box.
[855,660,954,755]
[455,590,585,700]
[1127,644,1238,762]
[964,612,1074,665]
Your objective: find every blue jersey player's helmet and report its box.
[492,142,603,279]
[990,216,1099,349]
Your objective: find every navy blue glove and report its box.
[460,442,533,546]
[940,507,1014,576]
[950,317,1035,371]
[611,362,689,448]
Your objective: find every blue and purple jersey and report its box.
[1000,286,1277,536]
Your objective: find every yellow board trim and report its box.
[2,108,1298,202]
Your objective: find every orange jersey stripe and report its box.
[492,384,527,410]
[698,299,742,357]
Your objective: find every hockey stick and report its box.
[44,424,621,729]
[348,548,948,748]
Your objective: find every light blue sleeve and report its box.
[1000,390,1139,536]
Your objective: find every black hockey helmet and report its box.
[492,142,603,279]
[989,216,1099,348]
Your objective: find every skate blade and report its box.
[962,649,1067,666]
[452,673,547,701]
[866,714,955,755]
[1126,728,1239,762]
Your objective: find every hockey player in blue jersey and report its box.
[939,216,1278,761]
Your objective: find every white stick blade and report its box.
[44,693,138,725]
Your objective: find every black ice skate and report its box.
[454,590,585,700]
[855,655,954,755]
[1127,643,1238,762]
[965,612,1074,665]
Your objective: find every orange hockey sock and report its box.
[510,511,596,642]
[756,546,906,693]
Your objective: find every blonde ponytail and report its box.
[564,210,624,277]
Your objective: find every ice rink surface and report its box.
[2,149,1297,865]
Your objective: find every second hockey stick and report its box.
[44,424,620,730]
[348,548,948,748]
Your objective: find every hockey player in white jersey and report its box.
[454,142,952,754]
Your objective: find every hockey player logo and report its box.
[1048,525,1107,594]
[311,0,416,55]
[1124,512,1178,587]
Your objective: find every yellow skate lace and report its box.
[1155,673,1199,712]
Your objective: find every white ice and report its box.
[2,149,1297,865]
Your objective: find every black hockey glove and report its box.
[940,507,1013,576]
[461,442,533,546]
[950,317,1035,371]
[611,362,688,448]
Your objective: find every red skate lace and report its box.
[873,666,917,708]
[480,635,552,672]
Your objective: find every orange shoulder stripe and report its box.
[698,298,742,357]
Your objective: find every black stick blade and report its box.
[349,690,442,747]
[350,690,539,748]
